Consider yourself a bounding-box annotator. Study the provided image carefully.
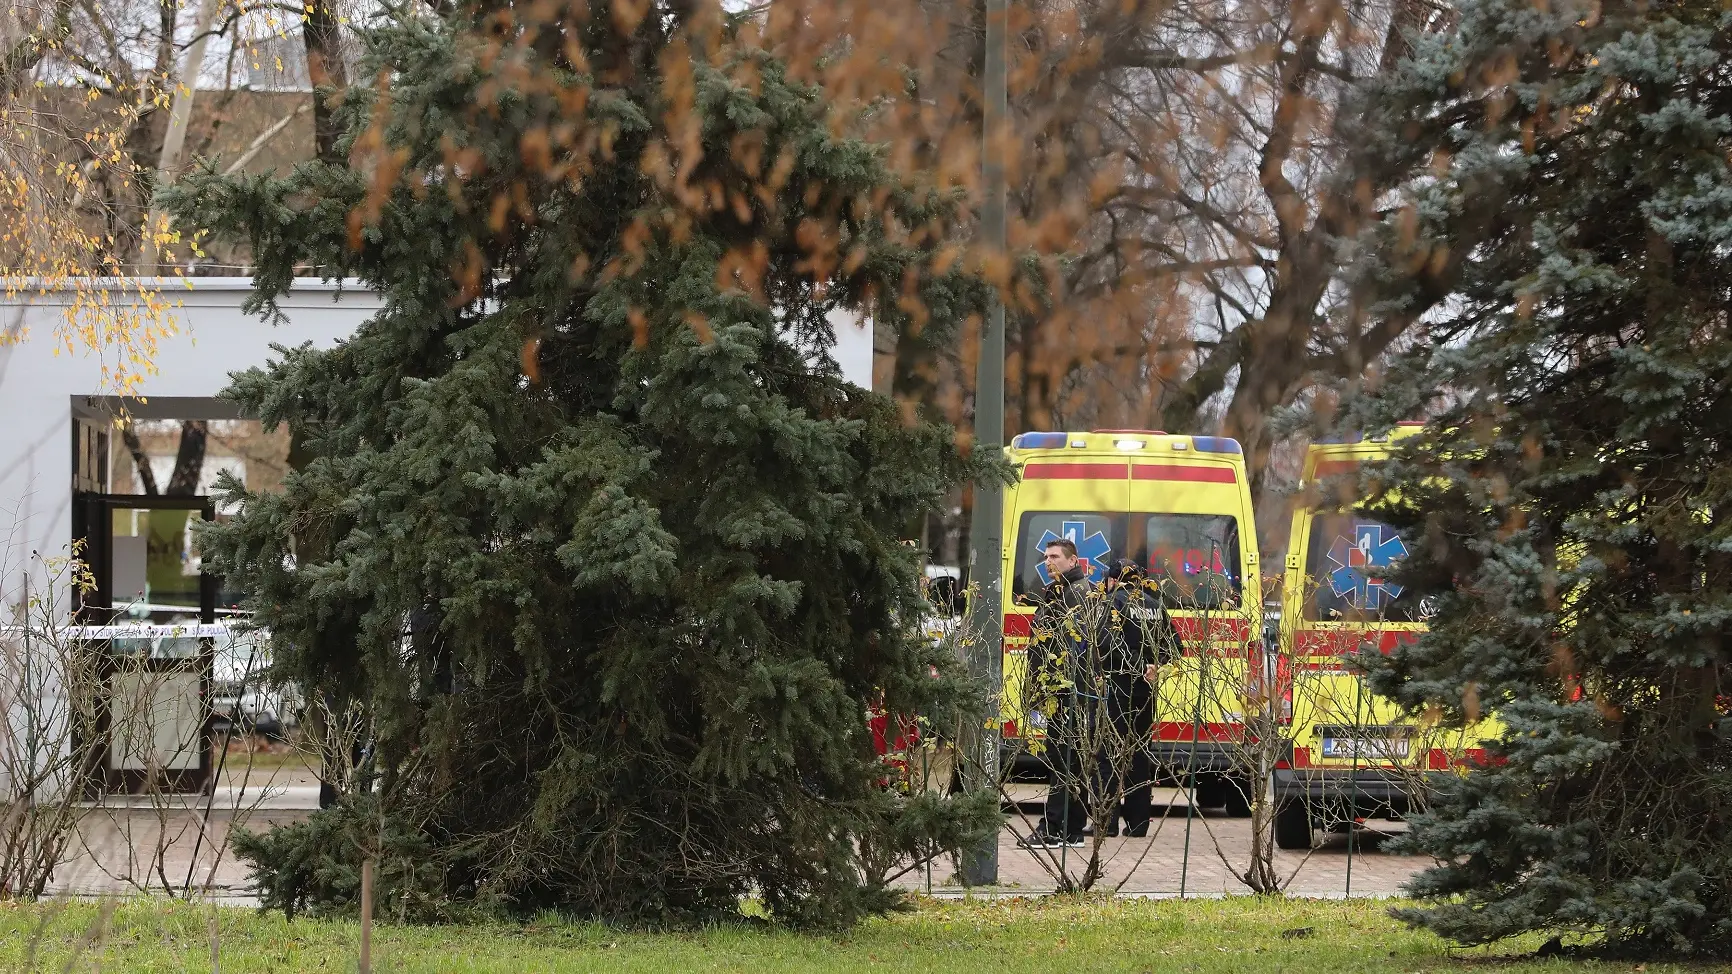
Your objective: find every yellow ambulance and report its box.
[999,430,1264,808]
[1274,424,1494,848]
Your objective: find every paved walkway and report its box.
[894,808,1422,898]
[43,776,1423,901]
[41,764,320,900]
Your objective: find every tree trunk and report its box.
[143,0,220,271]
[164,421,209,496]
[303,0,350,163]
[122,427,161,495]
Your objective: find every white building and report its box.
[0,279,379,613]
[0,278,874,615]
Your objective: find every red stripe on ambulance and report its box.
[1021,462,1126,479]
[1132,464,1236,484]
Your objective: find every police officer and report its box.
[1018,537,1095,848]
[1096,558,1178,837]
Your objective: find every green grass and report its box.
[214,740,318,774]
[0,896,1704,973]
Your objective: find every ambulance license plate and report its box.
[1320,728,1411,761]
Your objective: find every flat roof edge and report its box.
[0,276,370,294]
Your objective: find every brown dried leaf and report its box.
[520,336,542,385]
[629,308,649,348]
[684,310,713,343]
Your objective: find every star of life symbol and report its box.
[1327,522,1407,611]
[1036,520,1113,585]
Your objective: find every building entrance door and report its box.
[70,494,219,796]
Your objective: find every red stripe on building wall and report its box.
[1021,462,1127,480]
[1131,464,1236,484]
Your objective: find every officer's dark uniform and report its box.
[1097,560,1179,836]
[1025,562,1094,843]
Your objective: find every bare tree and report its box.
[856,0,1455,495]
[0,547,104,899]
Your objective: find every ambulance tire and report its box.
[1274,799,1315,850]
[1192,773,1229,809]
[1223,777,1253,818]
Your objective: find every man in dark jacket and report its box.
[1019,537,1095,848]
[1095,558,1179,837]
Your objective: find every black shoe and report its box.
[1018,830,1085,849]
[1123,823,1149,838]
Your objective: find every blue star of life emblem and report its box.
[1036,520,1113,585]
[1327,522,1407,611]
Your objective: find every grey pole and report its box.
[960,0,1009,888]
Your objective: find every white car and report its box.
[209,629,301,732]
[922,564,963,645]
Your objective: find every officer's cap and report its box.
[1103,558,1142,584]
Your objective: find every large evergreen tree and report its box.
[1345,0,1732,955]
[166,1,997,925]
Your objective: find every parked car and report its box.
[208,628,301,736]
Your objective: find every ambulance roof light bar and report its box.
[1190,436,1242,454]
[1317,420,1426,445]
[1010,432,1068,449]
[1009,431,1244,454]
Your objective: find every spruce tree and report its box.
[165,2,997,925]
[1344,0,1732,955]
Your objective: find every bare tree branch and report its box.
[0,0,78,99]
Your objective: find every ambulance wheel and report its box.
[1192,773,1229,809]
[1223,777,1253,818]
[1274,800,1314,850]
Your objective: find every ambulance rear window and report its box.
[1138,514,1242,609]
[1010,512,1125,600]
[1301,512,1426,622]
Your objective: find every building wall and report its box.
[0,279,383,612]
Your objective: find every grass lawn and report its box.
[0,896,1700,973]
[215,739,319,774]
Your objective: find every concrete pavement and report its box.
[40,775,1424,901]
